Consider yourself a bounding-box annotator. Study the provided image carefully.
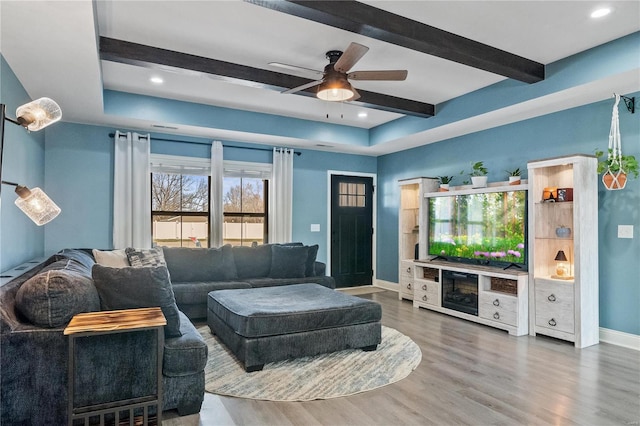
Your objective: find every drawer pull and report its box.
[406,283,412,290]
[422,295,428,301]
[406,267,412,274]
[422,284,427,291]
[547,294,556,302]
[548,318,557,327]
[493,312,500,320]
[493,299,500,306]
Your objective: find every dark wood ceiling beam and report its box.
[246,0,545,84]
[99,37,434,118]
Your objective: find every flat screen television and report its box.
[428,190,527,269]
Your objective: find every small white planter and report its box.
[471,176,488,188]
[508,176,521,185]
[439,184,450,192]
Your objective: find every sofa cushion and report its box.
[163,311,208,377]
[245,276,335,289]
[305,244,319,277]
[171,281,252,306]
[92,249,130,267]
[15,259,100,328]
[163,245,237,282]
[232,244,272,279]
[269,245,309,279]
[51,249,96,270]
[91,264,182,337]
[125,247,166,267]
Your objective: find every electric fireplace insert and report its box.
[442,270,478,316]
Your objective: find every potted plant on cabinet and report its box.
[469,161,488,188]
[506,168,521,185]
[595,149,639,190]
[438,176,453,191]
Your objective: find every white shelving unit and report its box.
[397,177,438,301]
[527,154,599,348]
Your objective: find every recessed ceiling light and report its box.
[358,112,368,118]
[590,7,611,18]
[150,76,164,84]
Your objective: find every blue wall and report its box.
[42,130,376,264]
[0,57,46,271]
[377,94,640,335]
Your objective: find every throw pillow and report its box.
[91,264,181,337]
[16,260,100,328]
[269,245,309,279]
[162,245,238,282]
[52,249,96,269]
[305,244,319,277]
[232,244,272,279]
[93,249,130,267]
[125,247,166,267]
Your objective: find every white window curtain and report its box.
[269,147,294,243]
[113,131,151,248]
[210,141,224,247]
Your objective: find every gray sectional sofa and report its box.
[0,243,334,425]
[166,243,335,318]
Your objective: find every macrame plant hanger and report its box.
[603,94,627,190]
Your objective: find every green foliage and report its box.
[438,176,454,184]
[595,149,639,179]
[469,161,488,177]
[506,168,521,177]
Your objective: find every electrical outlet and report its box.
[618,225,634,239]
[310,224,320,232]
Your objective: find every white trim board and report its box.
[600,328,640,351]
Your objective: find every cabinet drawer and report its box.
[400,261,414,279]
[535,283,574,334]
[399,277,414,296]
[479,292,517,326]
[414,280,438,306]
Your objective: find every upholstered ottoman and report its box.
[207,283,382,372]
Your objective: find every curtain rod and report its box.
[108,133,301,156]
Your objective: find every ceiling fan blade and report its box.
[349,87,361,101]
[348,70,408,81]
[334,42,369,73]
[282,79,323,94]
[268,62,324,77]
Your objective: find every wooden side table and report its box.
[64,307,166,426]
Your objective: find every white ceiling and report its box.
[1,1,639,155]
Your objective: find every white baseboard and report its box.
[374,280,399,292]
[600,327,640,351]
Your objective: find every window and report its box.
[149,154,271,248]
[223,161,271,246]
[338,182,366,207]
[151,173,210,248]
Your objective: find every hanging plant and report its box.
[597,94,638,190]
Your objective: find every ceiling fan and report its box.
[270,42,408,102]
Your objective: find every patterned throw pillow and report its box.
[125,247,166,267]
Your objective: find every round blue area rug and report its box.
[199,325,422,401]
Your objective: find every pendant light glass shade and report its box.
[317,79,355,102]
[14,185,61,226]
[15,97,62,131]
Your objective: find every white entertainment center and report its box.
[398,155,599,346]
[398,178,530,336]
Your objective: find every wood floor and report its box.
[163,290,640,426]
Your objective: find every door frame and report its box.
[326,170,377,285]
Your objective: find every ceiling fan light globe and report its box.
[316,79,355,102]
